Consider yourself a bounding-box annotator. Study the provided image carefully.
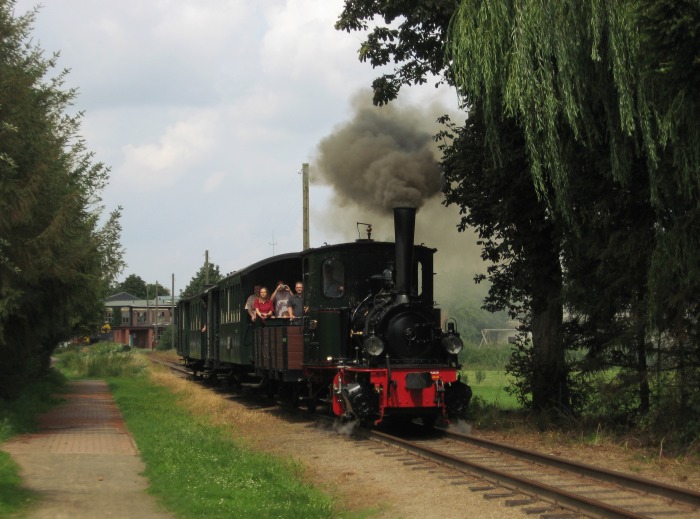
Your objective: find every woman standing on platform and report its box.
[253,287,273,322]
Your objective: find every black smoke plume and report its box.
[315,91,442,211]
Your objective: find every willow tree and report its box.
[448,0,700,413]
[448,0,700,242]
[450,1,687,198]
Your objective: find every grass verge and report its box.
[108,373,335,519]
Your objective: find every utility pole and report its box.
[154,281,159,350]
[205,250,209,285]
[171,273,175,325]
[302,162,310,250]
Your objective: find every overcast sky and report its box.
[14,0,483,300]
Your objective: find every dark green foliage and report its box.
[338,0,700,428]
[156,325,173,351]
[147,282,170,297]
[447,0,700,363]
[440,109,569,413]
[114,274,148,299]
[181,262,222,297]
[0,2,124,399]
[0,369,64,516]
[336,0,458,105]
[0,368,65,441]
[112,275,171,299]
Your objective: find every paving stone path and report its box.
[2,380,173,518]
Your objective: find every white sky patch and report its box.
[202,171,226,193]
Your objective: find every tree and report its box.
[0,1,124,398]
[338,0,700,416]
[115,274,148,299]
[338,0,571,412]
[440,108,568,411]
[113,275,171,299]
[336,0,459,106]
[181,262,222,298]
[147,283,170,298]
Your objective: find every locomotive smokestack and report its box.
[394,207,416,304]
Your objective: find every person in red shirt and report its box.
[253,287,274,322]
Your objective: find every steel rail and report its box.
[370,429,660,519]
[444,430,700,509]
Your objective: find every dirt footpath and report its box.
[1,380,172,519]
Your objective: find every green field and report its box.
[459,342,521,410]
[460,369,520,410]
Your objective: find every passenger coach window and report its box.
[322,259,345,298]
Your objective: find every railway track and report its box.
[150,356,699,517]
[148,356,192,378]
[366,427,700,518]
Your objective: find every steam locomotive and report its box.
[175,207,471,425]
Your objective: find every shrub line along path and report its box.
[1,379,173,518]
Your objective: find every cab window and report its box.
[322,259,345,298]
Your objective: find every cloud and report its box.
[260,0,376,95]
[118,110,220,190]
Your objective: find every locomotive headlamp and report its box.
[442,334,464,355]
[363,335,385,356]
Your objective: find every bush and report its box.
[57,342,147,378]
[156,326,173,351]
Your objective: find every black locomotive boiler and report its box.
[175,207,471,425]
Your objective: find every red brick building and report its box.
[104,292,177,349]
